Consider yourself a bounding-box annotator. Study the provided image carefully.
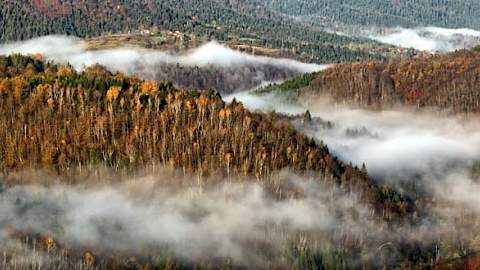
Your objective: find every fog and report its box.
[0,76,478,268]
[227,91,480,191]
[365,26,480,52]
[308,108,480,182]
[225,89,480,264]
[0,35,326,93]
[2,33,480,266]
[0,170,382,267]
[1,166,476,267]
[0,35,322,72]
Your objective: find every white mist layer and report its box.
[0,35,323,74]
[366,27,480,52]
[224,91,306,114]
[228,92,480,182]
[228,91,480,245]
[0,174,373,265]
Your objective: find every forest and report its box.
[2,54,457,270]
[0,54,388,206]
[2,48,480,270]
[258,48,480,114]
[2,1,480,269]
[260,0,480,30]
[2,52,480,269]
[0,0,387,63]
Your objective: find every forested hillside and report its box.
[0,54,409,213]
[261,0,480,29]
[3,2,480,269]
[2,54,480,270]
[0,54,429,269]
[0,0,387,63]
[258,48,480,114]
[1,0,281,41]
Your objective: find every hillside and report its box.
[0,55,414,214]
[260,0,480,30]
[1,55,479,270]
[0,0,389,63]
[0,56,322,177]
[3,2,480,269]
[257,49,480,114]
[0,54,428,269]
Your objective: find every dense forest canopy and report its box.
[2,53,480,269]
[260,0,480,30]
[257,48,480,114]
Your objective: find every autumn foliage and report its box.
[304,49,480,113]
[0,55,414,220]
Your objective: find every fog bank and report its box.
[0,35,326,93]
[226,90,480,263]
[228,91,480,187]
[365,26,480,52]
[0,171,378,267]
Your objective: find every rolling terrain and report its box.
[2,51,480,270]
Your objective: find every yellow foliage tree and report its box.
[141,81,157,94]
[56,65,76,77]
[106,86,121,100]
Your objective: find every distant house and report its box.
[167,30,184,39]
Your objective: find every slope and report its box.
[260,0,480,30]
[257,48,480,114]
[0,0,387,63]
[0,54,413,215]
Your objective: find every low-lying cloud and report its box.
[0,35,325,93]
[365,26,480,52]
[2,167,478,268]
[0,170,379,267]
[227,89,480,264]
[230,91,480,188]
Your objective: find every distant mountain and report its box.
[260,0,480,30]
[0,0,282,41]
[256,48,480,114]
